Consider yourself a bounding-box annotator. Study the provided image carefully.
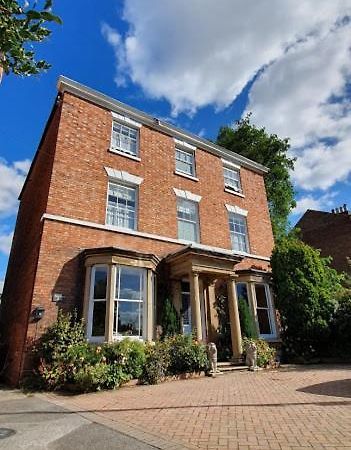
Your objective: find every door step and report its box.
[216,361,248,373]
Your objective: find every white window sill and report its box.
[224,187,245,198]
[106,223,137,232]
[109,147,141,162]
[112,335,144,341]
[174,171,199,182]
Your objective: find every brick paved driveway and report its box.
[44,365,351,450]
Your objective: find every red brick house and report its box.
[296,206,351,275]
[0,77,278,385]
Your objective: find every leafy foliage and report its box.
[271,238,343,360]
[160,298,180,338]
[331,289,351,357]
[30,312,209,391]
[238,298,258,339]
[242,338,276,367]
[0,0,61,78]
[216,114,296,240]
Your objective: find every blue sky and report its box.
[0,0,350,289]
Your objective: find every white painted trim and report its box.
[174,171,199,182]
[224,188,245,198]
[112,111,142,128]
[104,167,143,185]
[225,204,248,216]
[221,158,241,170]
[174,138,196,151]
[173,188,202,203]
[108,148,141,162]
[41,213,271,262]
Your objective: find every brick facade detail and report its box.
[0,80,274,385]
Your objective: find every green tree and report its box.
[160,298,180,338]
[238,298,258,339]
[0,0,61,80]
[271,237,343,360]
[216,114,296,240]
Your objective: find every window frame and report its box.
[113,265,147,341]
[175,147,196,178]
[87,264,108,343]
[223,165,242,193]
[110,120,140,159]
[106,181,138,231]
[176,197,200,243]
[253,283,276,339]
[228,212,250,253]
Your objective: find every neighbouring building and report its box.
[296,205,351,275]
[0,77,278,385]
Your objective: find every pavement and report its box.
[1,365,351,449]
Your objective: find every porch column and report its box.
[227,275,242,360]
[83,265,92,329]
[146,269,154,341]
[105,264,115,342]
[207,280,218,342]
[189,271,202,341]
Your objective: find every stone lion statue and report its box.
[245,341,258,371]
[207,342,218,374]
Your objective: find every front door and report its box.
[181,281,192,335]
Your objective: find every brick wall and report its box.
[1,90,274,385]
[0,100,61,384]
[297,210,351,274]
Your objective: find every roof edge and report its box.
[57,76,269,175]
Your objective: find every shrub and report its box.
[271,237,343,360]
[36,310,85,363]
[238,298,258,339]
[160,298,180,338]
[167,334,209,375]
[102,339,146,379]
[139,341,170,385]
[331,290,351,357]
[243,338,276,367]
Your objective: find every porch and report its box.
[165,246,244,360]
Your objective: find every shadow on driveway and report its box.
[297,378,351,398]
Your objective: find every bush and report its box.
[271,237,343,360]
[167,334,209,375]
[243,338,276,367]
[331,290,351,357]
[102,339,146,379]
[139,341,170,385]
[160,298,180,338]
[238,298,258,339]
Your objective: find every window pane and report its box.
[93,267,107,299]
[257,308,272,335]
[255,284,268,308]
[118,266,143,300]
[224,167,241,191]
[236,282,248,304]
[115,301,143,337]
[178,219,197,241]
[92,301,106,336]
[175,148,195,176]
[229,213,248,252]
[106,182,136,230]
[111,122,138,156]
[177,199,198,242]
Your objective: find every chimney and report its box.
[343,204,348,213]
[331,208,335,214]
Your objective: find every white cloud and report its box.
[293,192,338,216]
[0,280,3,293]
[103,1,351,193]
[246,21,351,190]
[103,0,350,115]
[0,231,13,255]
[0,159,31,217]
